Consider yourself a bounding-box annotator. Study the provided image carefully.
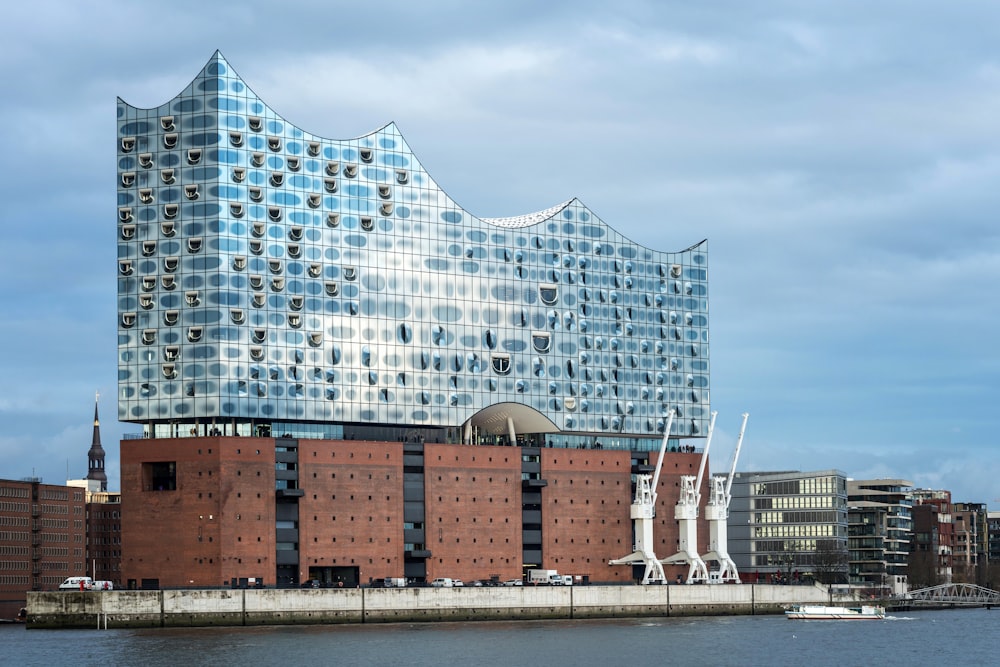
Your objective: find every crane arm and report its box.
[649,410,675,506]
[692,411,718,503]
[723,412,749,501]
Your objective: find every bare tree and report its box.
[811,539,849,585]
[907,544,941,589]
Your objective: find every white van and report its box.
[59,577,94,590]
[58,577,114,591]
[430,578,453,588]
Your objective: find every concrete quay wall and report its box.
[26,584,835,629]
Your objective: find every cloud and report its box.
[0,0,998,503]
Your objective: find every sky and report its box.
[0,1,997,503]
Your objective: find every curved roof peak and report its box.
[481,199,576,228]
[120,52,703,253]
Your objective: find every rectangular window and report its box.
[143,462,176,491]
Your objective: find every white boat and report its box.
[785,604,885,620]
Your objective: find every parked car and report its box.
[452,579,465,587]
[503,579,524,586]
[300,579,322,588]
[431,578,454,588]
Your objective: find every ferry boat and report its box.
[785,604,885,620]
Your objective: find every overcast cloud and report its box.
[0,1,997,502]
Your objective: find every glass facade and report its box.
[847,479,913,594]
[728,470,849,578]
[117,52,710,443]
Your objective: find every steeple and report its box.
[87,392,107,492]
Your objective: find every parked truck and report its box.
[526,569,561,585]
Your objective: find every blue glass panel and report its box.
[579,225,605,238]
[432,305,463,322]
[173,98,202,113]
[186,114,216,129]
[344,199,371,213]
[120,121,153,135]
[274,192,302,206]
[190,203,222,218]
[188,132,221,146]
[214,149,241,163]
[502,340,527,352]
[215,185,241,199]
[344,184,372,197]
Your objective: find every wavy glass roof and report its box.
[116,51,710,440]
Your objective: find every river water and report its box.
[3,607,994,666]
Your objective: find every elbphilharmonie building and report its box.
[117,51,710,450]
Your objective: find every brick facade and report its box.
[122,436,710,589]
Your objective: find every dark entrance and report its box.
[305,566,360,588]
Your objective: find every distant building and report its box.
[952,502,987,584]
[0,478,86,619]
[847,479,912,595]
[909,489,953,586]
[67,396,122,588]
[85,491,122,588]
[987,511,1000,565]
[116,53,714,589]
[728,470,849,583]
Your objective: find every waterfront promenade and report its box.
[27,583,835,629]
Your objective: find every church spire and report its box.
[87,391,107,492]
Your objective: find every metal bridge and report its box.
[901,583,1000,607]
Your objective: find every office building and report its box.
[0,478,86,619]
[728,470,848,583]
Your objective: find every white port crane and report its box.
[608,410,675,585]
[702,412,749,584]
[660,411,717,584]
